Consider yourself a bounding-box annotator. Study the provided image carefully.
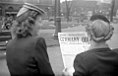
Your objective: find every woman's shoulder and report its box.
[6,36,37,43]
[30,36,46,47]
[20,36,45,43]
[75,48,99,61]
[112,48,118,54]
[7,36,46,46]
[33,36,45,43]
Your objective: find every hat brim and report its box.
[17,3,46,17]
[24,3,46,15]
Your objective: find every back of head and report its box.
[11,3,45,39]
[90,14,110,24]
[86,15,114,42]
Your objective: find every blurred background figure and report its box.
[6,3,54,76]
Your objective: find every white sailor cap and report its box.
[17,3,45,17]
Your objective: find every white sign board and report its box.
[58,32,90,75]
[101,0,112,4]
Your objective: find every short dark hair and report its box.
[90,14,110,24]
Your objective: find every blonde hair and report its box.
[86,20,114,42]
[11,10,41,38]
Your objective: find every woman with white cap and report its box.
[73,15,118,76]
[6,3,54,76]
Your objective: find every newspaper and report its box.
[58,32,90,75]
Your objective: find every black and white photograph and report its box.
[0,0,118,76]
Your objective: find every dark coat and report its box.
[6,36,54,76]
[73,48,118,76]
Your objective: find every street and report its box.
[0,59,10,76]
[0,23,118,76]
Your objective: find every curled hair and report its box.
[86,20,114,42]
[12,10,41,38]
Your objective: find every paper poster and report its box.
[58,32,90,75]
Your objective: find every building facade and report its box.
[0,0,54,17]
